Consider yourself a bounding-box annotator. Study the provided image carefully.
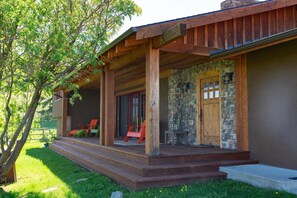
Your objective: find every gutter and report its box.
[211,28,297,59]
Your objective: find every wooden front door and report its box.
[198,75,221,146]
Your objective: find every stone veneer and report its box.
[168,60,237,149]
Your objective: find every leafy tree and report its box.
[0,0,140,181]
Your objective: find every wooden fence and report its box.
[29,128,56,142]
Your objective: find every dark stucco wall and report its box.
[247,39,297,169]
[68,89,100,130]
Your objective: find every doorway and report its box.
[128,91,146,131]
[117,91,145,137]
[197,72,221,146]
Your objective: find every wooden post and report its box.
[104,68,115,146]
[235,54,249,151]
[100,73,105,145]
[145,39,160,156]
[61,90,68,137]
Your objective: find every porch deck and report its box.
[71,137,241,156]
[50,137,258,190]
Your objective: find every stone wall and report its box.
[168,60,237,149]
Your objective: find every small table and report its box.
[165,130,188,145]
[90,129,99,137]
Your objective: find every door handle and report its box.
[200,109,203,122]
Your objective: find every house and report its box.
[51,0,297,189]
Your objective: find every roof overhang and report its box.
[211,28,297,59]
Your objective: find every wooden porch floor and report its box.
[72,137,240,156]
[50,137,258,190]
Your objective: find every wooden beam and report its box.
[109,45,146,70]
[124,34,147,47]
[115,41,139,54]
[104,68,115,146]
[152,23,187,49]
[235,54,249,151]
[115,69,172,92]
[115,85,145,96]
[160,43,215,56]
[100,72,105,145]
[145,39,160,156]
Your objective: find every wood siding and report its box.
[178,6,297,50]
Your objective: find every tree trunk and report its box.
[0,86,42,181]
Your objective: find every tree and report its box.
[0,0,141,181]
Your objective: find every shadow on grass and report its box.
[0,187,20,198]
[0,189,46,198]
[25,147,125,198]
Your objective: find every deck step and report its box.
[50,143,226,189]
[50,138,258,190]
[59,137,149,164]
[53,140,219,177]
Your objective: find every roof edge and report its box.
[210,28,297,59]
[99,27,138,56]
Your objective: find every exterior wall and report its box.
[168,60,237,149]
[248,39,297,169]
[160,78,169,143]
[52,99,62,118]
[68,89,100,130]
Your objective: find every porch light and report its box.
[222,71,234,84]
[182,82,192,92]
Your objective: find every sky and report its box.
[115,0,224,37]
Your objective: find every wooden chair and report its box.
[124,120,146,144]
[68,119,98,137]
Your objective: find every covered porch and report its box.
[50,137,257,190]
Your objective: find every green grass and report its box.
[0,143,295,198]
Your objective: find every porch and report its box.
[50,137,257,190]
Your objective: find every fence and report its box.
[29,128,56,142]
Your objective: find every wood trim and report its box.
[235,54,249,151]
[100,72,105,145]
[196,69,221,146]
[145,39,160,156]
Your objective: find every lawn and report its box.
[0,143,295,198]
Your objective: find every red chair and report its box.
[68,119,98,137]
[124,120,146,144]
